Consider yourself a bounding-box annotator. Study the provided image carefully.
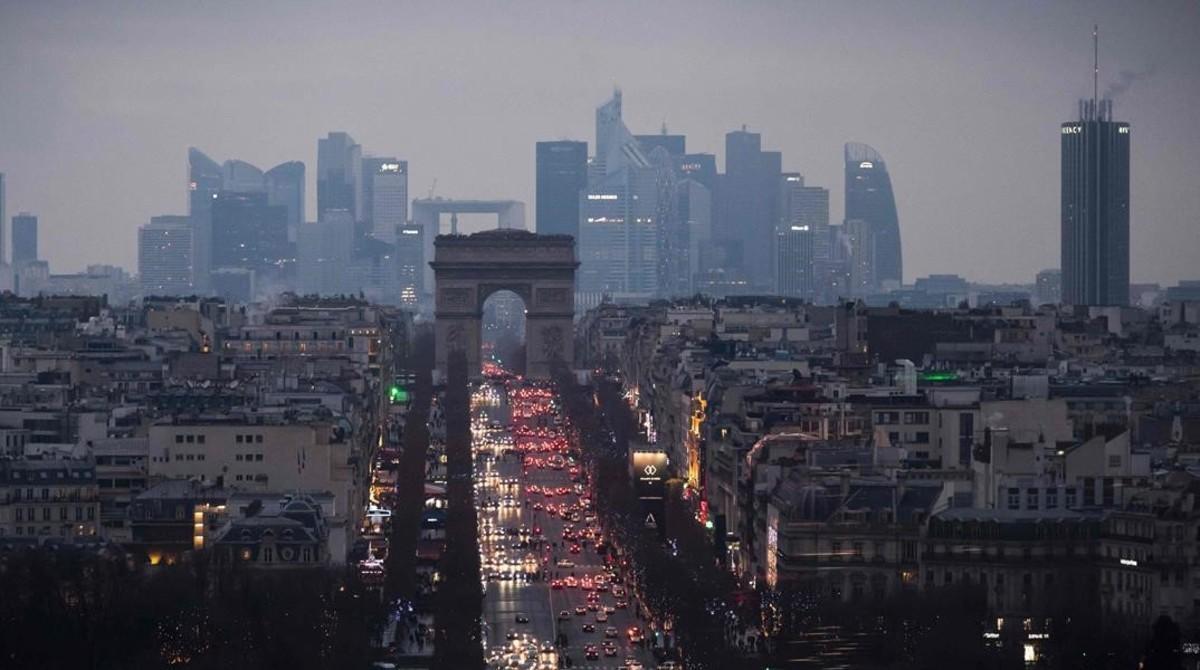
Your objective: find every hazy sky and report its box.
[1,0,1197,285]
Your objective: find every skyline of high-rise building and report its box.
[844,142,902,291]
[317,132,362,222]
[12,212,38,266]
[1061,98,1130,306]
[187,148,222,292]
[535,140,588,239]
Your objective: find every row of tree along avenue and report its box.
[431,350,485,670]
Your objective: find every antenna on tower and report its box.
[1093,24,1099,105]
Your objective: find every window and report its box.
[255,435,264,444]
[1083,478,1095,506]
[15,509,22,522]
[1066,488,1077,509]
[175,454,183,461]
[1026,489,1039,510]
[198,454,205,461]
[236,435,244,444]
[74,507,82,521]
[1046,488,1058,509]
[913,432,930,444]
[831,541,842,559]
[853,542,864,558]
[255,454,264,462]
[186,435,195,444]
[904,411,930,425]
[41,488,48,500]
[236,455,243,462]
[1108,454,1122,468]
[263,547,273,563]
[1007,488,1020,510]
[59,507,67,521]
[197,435,206,444]
[175,435,184,444]
[42,508,50,521]
[186,454,194,461]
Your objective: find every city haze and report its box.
[1,0,1198,284]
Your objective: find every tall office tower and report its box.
[844,218,877,297]
[0,173,6,264]
[844,142,902,290]
[395,224,425,307]
[298,215,354,296]
[221,159,265,193]
[1036,268,1063,305]
[677,178,712,295]
[1061,98,1130,306]
[777,174,829,300]
[535,141,588,238]
[265,161,305,244]
[721,128,782,291]
[11,213,37,265]
[210,192,289,279]
[578,91,659,307]
[188,148,223,291]
[648,146,687,298]
[138,215,194,296]
[317,132,362,221]
[361,158,408,243]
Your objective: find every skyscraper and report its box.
[677,178,712,296]
[187,148,223,291]
[11,213,37,265]
[844,218,877,297]
[138,215,194,296]
[721,128,781,291]
[361,158,408,243]
[1061,98,1130,306]
[578,91,659,307]
[844,142,902,290]
[776,174,828,300]
[298,215,354,296]
[317,132,362,221]
[265,161,305,243]
[395,224,425,307]
[535,141,588,238]
[210,192,289,279]
[0,173,6,266]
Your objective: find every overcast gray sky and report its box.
[1,0,1197,285]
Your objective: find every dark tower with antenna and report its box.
[1061,25,1131,306]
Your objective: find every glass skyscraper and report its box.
[844,142,902,290]
[11,213,37,266]
[535,140,587,238]
[1061,98,1130,306]
[361,157,408,243]
[187,148,223,291]
[317,132,362,221]
[265,161,305,244]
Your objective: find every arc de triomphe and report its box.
[430,229,577,380]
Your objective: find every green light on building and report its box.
[920,371,959,382]
[389,385,410,404]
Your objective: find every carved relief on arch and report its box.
[439,287,473,311]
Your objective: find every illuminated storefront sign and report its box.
[631,450,668,499]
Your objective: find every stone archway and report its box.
[430,229,576,380]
